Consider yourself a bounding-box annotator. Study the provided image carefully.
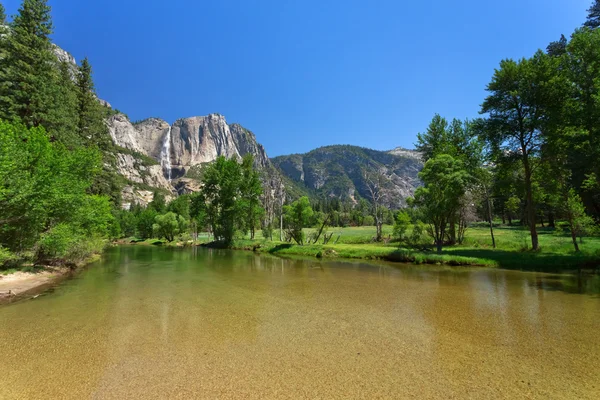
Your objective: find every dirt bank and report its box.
[0,267,72,304]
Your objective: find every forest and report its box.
[1,0,600,271]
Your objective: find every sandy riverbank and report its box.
[0,254,101,305]
[0,267,71,304]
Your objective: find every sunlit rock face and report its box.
[106,112,272,204]
[170,114,269,169]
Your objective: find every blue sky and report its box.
[2,0,591,156]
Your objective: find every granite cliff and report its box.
[272,145,423,207]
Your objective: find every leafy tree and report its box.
[200,156,242,245]
[584,0,600,28]
[153,212,185,242]
[136,208,157,239]
[117,209,137,238]
[480,51,560,250]
[167,194,191,220]
[0,121,112,258]
[239,154,264,239]
[411,155,470,254]
[561,28,600,216]
[393,210,411,244]
[563,189,595,251]
[283,196,314,245]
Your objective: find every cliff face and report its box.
[170,114,269,170]
[106,113,272,205]
[272,145,423,207]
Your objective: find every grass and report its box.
[120,224,600,272]
[230,224,600,271]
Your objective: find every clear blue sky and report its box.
[3,0,591,156]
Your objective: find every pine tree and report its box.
[0,0,56,127]
[0,3,6,25]
[584,0,600,28]
[546,34,567,57]
[48,61,80,146]
[76,57,109,148]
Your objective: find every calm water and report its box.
[1,246,599,399]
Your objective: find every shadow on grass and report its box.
[268,244,294,254]
[447,248,600,272]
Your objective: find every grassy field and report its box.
[125,224,600,272]
[230,224,600,271]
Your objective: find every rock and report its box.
[106,112,274,200]
[170,114,269,169]
[272,145,423,207]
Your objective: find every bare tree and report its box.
[363,167,391,242]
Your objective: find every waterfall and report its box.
[161,126,172,181]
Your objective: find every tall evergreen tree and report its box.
[546,34,567,57]
[584,0,600,28]
[0,0,56,127]
[0,3,6,26]
[76,57,109,148]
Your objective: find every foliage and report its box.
[392,211,411,244]
[283,196,314,245]
[153,212,186,242]
[411,155,470,253]
[136,208,158,239]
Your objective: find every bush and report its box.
[36,224,79,262]
[0,247,18,268]
[363,215,375,226]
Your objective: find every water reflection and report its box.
[0,246,599,399]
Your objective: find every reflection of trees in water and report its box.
[527,273,600,295]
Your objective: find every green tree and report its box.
[393,210,411,244]
[153,212,185,242]
[546,34,568,57]
[283,196,314,245]
[0,121,111,257]
[411,155,470,254]
[200,156,243,245]
[239,154,264,239]
[563,189,595,251]
[584,0,600,28]
[76,57,110,147]
[480,51,559,250]
[561,28,600,217]
[0,0,55,127]
[167,194,191,220]
[149,191,167,213]
[136,208,157,239]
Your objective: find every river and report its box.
[0,246,598,399]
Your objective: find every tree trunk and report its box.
[548,212,556,228]
[569,216,580,252]
[436,241,443,254]
[486,188,496,249]
[449,217,457,245]
[523,157,539,250]
[279,197,283,242]
[313,214,331,244]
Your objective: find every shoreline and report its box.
[0,254,101,305]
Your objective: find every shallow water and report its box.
[1,246,599,399]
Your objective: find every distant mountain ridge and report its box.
[52,45,423,208]
[271,145,423,206]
